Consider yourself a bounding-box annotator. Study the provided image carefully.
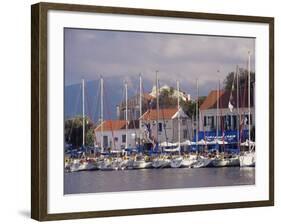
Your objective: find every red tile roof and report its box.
[95,120,139,131]
[200,88,254,110]
[200,90,224,110]
[95,120,126,132]
[140,108,178,120]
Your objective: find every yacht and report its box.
[133,155,152,169]
[240,151,255,167]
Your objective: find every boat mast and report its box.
[177,80,181,153]
[139,74,142,144]
[248,51,251,148]
[216,79,219,143]
[100,76,104,152]
[156,70,159,143]
[236,65,240,150]
[196,79,199,151]
[125,81,128,149]
[82,79,85,147]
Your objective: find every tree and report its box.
[157,88,206,120]
[159,89,177,108]
[224,68,255,91]
[64,116,95,148]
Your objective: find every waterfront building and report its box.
[140,107,193,144]
[199,89,255,132]
[117,93,154,120]
[94,120,140,151]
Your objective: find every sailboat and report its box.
[97,157,115,171]
[69,79,98,172]
[133,154,152,169]
[131,75,153,169]
[151,72,171,168]
[240,52,255,167]
[192,79,212,168]
[210,79,233,167]
[152,154,171,168]
[170,80,183,168]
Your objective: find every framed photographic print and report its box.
[31,2,274,221]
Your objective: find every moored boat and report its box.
[170,156,183,168]
[152,156,170,168]
[181,154,197,168]
[97,158,115,171]
[69,159,81,172]
[133,155,152,169]
[240,151,255,167]
[192,156,212,168]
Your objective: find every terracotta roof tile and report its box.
[200,88,254,110]
[95,120,139,131]
[200,90,224,110]
[140,108,178,120]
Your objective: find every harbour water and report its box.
[64,167,255,194]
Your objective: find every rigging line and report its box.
[103,82,117,150]
[131,83,138,135]
[93,80,101,144]
[158,79,168,143]
[219,81,225,151]
[93,80,101,124]
[84,84,98,146]
[67,83,82,142]
[84,83,94,125]
[241,72,248,142]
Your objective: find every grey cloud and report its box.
[64,28,255,97]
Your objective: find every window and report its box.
[211,116,214,129]
[122,135,126,143]
[233,116,237,129]
[204,116,207,126]
[103,136,108,148]
[183,129,188,139]
[114,137,118,142]
[158,122,162,132]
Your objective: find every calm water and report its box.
[64,167,255,194]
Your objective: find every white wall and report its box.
[0,0,280,223]
[200,107,255,131]
[95,129,139,150]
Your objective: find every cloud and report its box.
[64,28,255,97]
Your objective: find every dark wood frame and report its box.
[31,2,274,221]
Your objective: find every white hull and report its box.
[228,157,240,167]
[69,159,81,172]
[211,158,229,167]
[78,161,97,171]
[133,160,152,169]
[152,158,170,168]
[126,159,135,169]
[181,157,197,168]
[170,157,183,168]
[98,160,115,171]
[192,157,212,168]
[240,152,255,167]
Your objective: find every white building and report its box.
[150,84,191,102]
[199,89,255,132]
[95,120,140,151]
[140,108,193,144]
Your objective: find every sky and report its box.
[64,28,255,97]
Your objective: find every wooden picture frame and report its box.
[31,2,274,221]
